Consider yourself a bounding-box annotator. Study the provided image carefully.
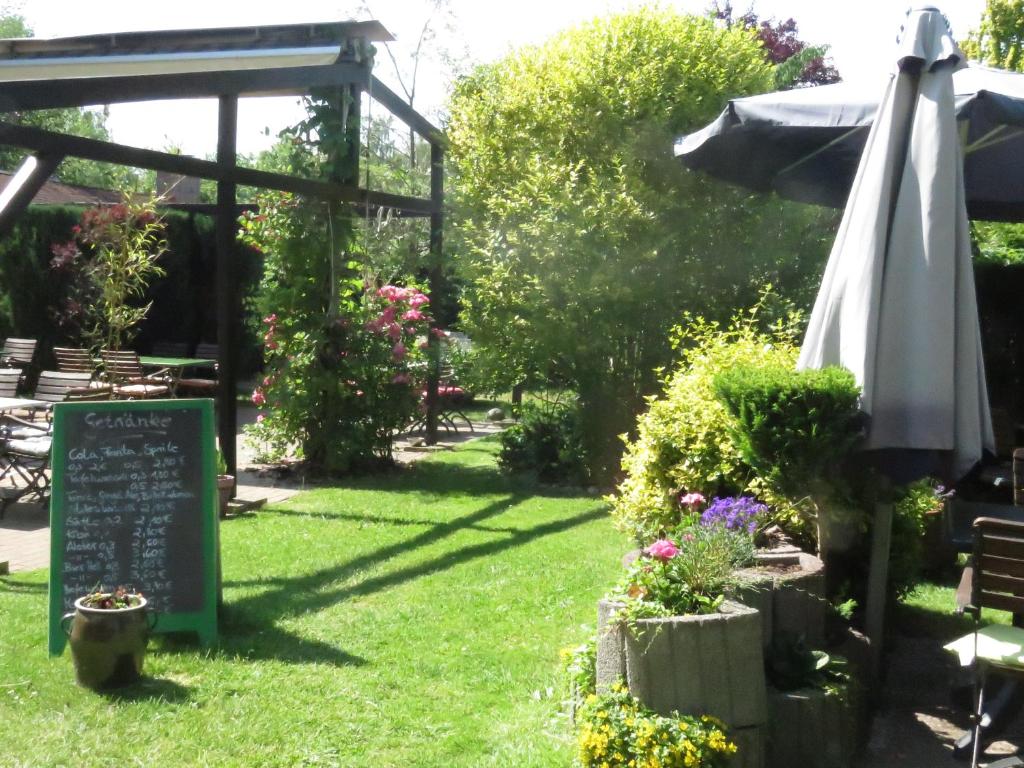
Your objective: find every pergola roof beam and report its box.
[369,76,444,146]
[0,119,437,216]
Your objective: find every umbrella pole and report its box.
[865,489,894,697]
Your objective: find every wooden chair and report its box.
[53,347,95,375]
[101,350,170,400]
[33,370,111,409]
[176,342,219,397]
[948,517,1024,766]
[0,337,36,368]
[0,368,21,398]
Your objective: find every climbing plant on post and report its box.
[242,86,434,474]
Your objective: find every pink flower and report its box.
[644,538,679,562]
[387,323,402,341]
[266,341,278,351]
[251,389,266,406]
[381,306,396,323]
[262,376,272,387]
[402,309,424,322]
[392,342,406,360]
[392,372,410,385]
[680,492,705,508]
[410,293,429,308]
[431,328,447,340]
[263,313,277,324]
[406,326,417,335]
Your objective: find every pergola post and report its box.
[216,95,238,482]
[425,141,444,445]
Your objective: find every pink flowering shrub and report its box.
[239,192,432,473]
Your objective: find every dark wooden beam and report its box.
[0,152,63,235]
[424,142,445,445]
[216,96,238,482]
[0,120,436,215]
[368,76,445,146]
[0,62,369,112]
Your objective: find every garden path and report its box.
[858,633,1024,767]
[0,408,508,574]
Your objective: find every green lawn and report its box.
[0,437,627,767]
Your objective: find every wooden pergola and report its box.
[0,20,446,481]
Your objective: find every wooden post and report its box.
[215,95,238,482]
[425,141,444,445]
[865,499,893,694]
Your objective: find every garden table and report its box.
[138,356,216,397]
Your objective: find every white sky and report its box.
[9,0,986,156]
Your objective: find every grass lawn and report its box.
[0,437,627,767]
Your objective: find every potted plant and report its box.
[216,448,234,518]
[596,497,768,764]
[60,585,154,689]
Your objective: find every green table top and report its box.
[139,356,216,368]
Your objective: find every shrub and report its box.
[497,400,588,484]
[576,683,737,768]
[712,364,862,500]
[610,302,802,543]
[889,478,947,599]
[561,632,597,713]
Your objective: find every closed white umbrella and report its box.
[796,5,994,479]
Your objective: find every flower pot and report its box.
[734,551,826,649]
[766,685,856,768]
[217,474,235,518]
[61,595,153,689]
[597,598,767,728]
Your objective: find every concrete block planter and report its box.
[766,685,855,768]
[597,598,767,729]
[734,551,826,648]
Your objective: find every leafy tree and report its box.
[448,9,839,479]
[0,13,141,189]
[711,2,840,89]
[962,0,1024,69]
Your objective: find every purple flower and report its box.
[700,496,766,534]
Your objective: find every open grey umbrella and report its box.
[678,6,996,479]
[676,47,1024,222]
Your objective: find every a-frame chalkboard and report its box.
[48,399,218,655]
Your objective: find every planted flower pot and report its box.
[766,685,855,768]
[217,474,235,518]
[61,590,153,689]
[596,598,767,728]
[734,550,826,649]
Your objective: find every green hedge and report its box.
[0,205,263,373]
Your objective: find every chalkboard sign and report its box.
[48,399,218,655]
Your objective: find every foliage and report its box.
[610,300,803,544]
[51,195,168,353]
[80,586,143,610]
[711,3,841,88]
[962,0,1024,70]
[561,631,598,711]
[0,439,631,766]
[712,365,862,499]
[973,221,1024,266]
[890,478,948,600]
[449,8,839,480]
[606,506,758,628]
[497,399,588,484]
[576,683,737,768]
[240,192,432,474]
[765,633,849,695]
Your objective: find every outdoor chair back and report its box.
[101,350,169,400]
[0,338,37,368]
[32,370,110,406]
[53,347,95,375]
[176,342,219,397]
[0,368,21,398]
[949,517,1024,766]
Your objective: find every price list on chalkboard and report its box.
[49,400,218,655]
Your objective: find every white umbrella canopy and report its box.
[796,6,994,479]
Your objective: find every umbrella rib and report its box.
[964,124,1023,155]
[774,126,867,182]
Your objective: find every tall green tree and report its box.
[448,8,839,479]
[962,0,1024,69]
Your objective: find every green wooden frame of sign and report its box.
[48,398,218,655]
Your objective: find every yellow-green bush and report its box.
[609,305,802,543]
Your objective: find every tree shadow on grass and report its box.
[226,501,607,631]
[0,577,47,594]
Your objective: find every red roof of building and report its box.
[0,170,123,206]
